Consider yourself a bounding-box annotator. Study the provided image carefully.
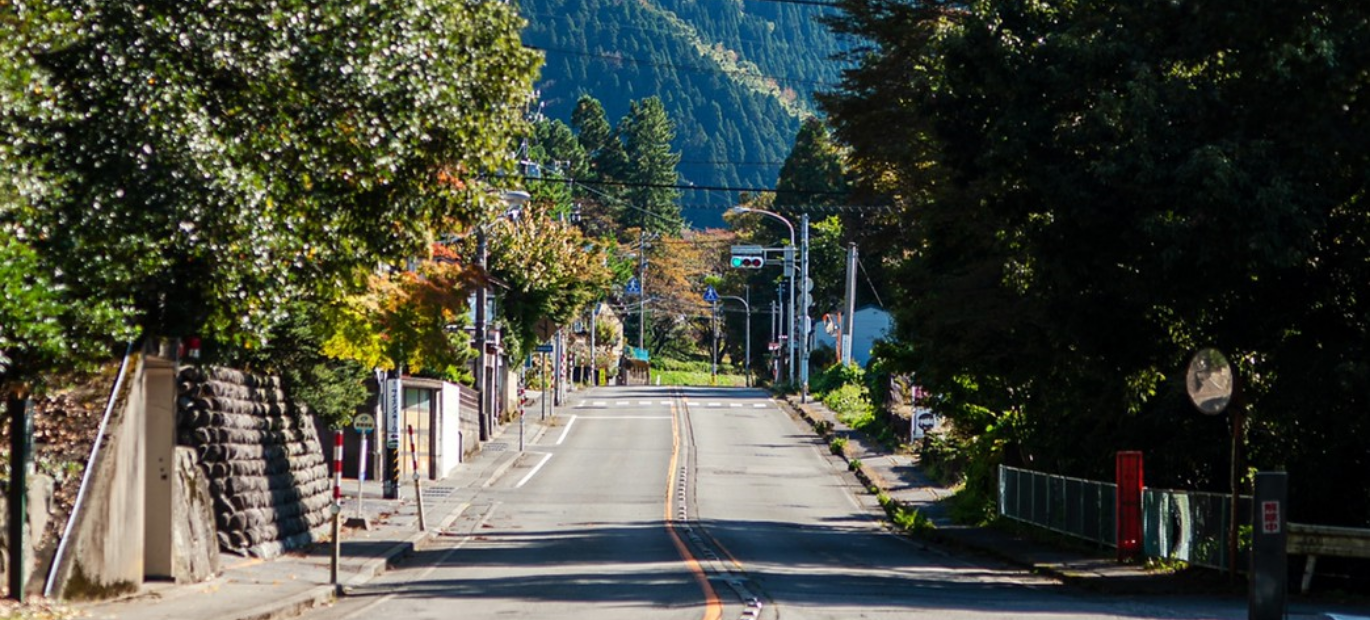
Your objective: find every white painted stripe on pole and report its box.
[517,453,554,488]
[557,415,578,445]
[333,431,343,501]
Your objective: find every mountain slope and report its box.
[519,0,846,226]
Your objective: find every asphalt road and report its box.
[308,385,1257,620]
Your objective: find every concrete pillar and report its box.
[142,349,178,579]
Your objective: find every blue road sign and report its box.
[703,286,719,302]
[534,343,554,353]
[625,277,641,295]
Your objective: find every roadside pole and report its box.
[330,430,342,585]
[408,425,426,531]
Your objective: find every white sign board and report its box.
[385,377,402,447]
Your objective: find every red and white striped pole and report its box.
[333,430,344,507]
[330,429,343,585]
[408,425,427,531]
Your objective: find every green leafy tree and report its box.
[3,0,539,357]
[822,0,1370,524]
[618,98,683,235]
[775,117,849,213]
[483,202,615,359]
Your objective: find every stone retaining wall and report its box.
[177,367,330,558]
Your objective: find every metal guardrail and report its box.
[999,465,1117,547]
[1287,522,1370,593]
[1142,487,1250,571]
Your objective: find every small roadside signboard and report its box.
[535,343,554,353]
[353,413,375,434]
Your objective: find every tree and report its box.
[618,98,684,235]
[2,0,540,359]
[821,0,1370,523]
[774,117,849,213]
[483,202,615,359]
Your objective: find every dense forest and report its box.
[518,0,847,226]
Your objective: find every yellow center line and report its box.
[664,393,723,620]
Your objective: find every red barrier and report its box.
[1116,451,1144,561]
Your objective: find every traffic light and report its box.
[730,245,765,269]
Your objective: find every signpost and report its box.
[1250,472,1289,620]
[383,375,402,500]
[352,413,374,518]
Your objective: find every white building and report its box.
[811,305,892,368]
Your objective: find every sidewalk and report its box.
[779,393,1370,618]
[70,403,553,620]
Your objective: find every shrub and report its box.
[824,383,874,429]
[829,436,847,455]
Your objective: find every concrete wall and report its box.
[439,383,464,478]
[49,354,151,601]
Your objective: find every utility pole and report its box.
[786,245,796,385]
[638,231,647,351]
[800,214,811,401]
[475,229,489,440]
[842,243,857,366]
[588,303,597,386]
[745,286,752,387]
[710,298,718,383]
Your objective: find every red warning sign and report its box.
[1261,500,1281,534]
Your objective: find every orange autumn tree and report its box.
[323,243,481,384]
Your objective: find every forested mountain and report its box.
[518,0,846,226]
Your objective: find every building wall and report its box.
[812,306,893,367]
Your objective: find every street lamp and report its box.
[474,189,529,441]
[728,206,800,388]
[719,293,751,387]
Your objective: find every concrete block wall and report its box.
[177,367,330,558]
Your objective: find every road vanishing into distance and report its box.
[311,385,1264,620]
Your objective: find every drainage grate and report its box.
[424,486,455,498]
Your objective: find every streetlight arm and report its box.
[728,206,794,246]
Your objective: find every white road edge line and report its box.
[335,502,500,619]
[557,414,578,445]
[517,453,554,488]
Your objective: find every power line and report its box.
[530,45,841,88]
[525,169,896,212]
[744,0,843,6]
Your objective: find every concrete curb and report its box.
[222,585,337,620]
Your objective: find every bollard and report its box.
[408,425,426,531]
[330,430,343,585]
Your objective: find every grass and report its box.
[651,370,748,386]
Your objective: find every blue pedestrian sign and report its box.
[625,277,642,295]
[534,343,554,353]
[703,286,719,302]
